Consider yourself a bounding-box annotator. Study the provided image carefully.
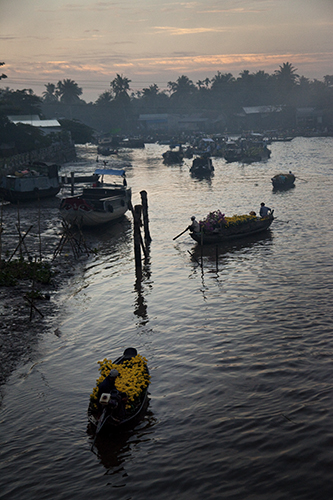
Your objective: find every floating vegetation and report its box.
[0,258,53,286]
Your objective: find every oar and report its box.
[91,407,109,450]
[274,218,289,224]
[173,227,189,240]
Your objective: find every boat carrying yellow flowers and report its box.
[189,209,274,244]
[88,347,150,435]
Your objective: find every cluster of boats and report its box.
[0,138,298,445]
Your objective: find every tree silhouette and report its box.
[42,83,58,103]
[0,62,7,81]
[275,63,299,89]
[56,79,83,104]
[110,74,131,103]
[95,90,113,106]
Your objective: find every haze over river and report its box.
[0,138,332,500]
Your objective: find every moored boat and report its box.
[271,172,295,189]
[59,168,131,227]
[0,162,60,203]
[88,348,150,436]
[189,210,274,244]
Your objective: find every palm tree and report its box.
[95,90,113,106]
[110,74,131,103]
[210,72,235,92]
[275,63,299,89]
[56,79,83,105]
[167,75,196,96]
[42,83,58,103]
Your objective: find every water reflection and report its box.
[188,231,274,271]
[88,407,156,472]
[134,262,151,326]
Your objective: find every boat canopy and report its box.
[94,168,125,176]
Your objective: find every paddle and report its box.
[173,227,189,240]
[91,407,109,450]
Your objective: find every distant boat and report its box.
[190,155,214,176]
[162,146,184,164]
[119,137,145,148]
[59,168,131,227]
[271,172,295,189]
[0,162,60,203]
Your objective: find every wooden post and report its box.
[216,244,219,273]
[200,227,203,269]
[140,190,152,246]
[133,204,142,275]
[71,172,75,195]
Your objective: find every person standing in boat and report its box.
[259,202,272,217]
[97,369,127,418]
[188,216,200,233]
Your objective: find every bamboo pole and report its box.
[133,204,142,275]
[140,190,152,246]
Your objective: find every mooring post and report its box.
[133,204,142,275]
[200,227,204,269]
[140,190,152,246]
[216,244,219,273]
[71,172,75,195]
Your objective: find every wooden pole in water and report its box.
[200,227,203,269]
[71,172,75,195]
[216,244,219,273]
[0,199,3,267]
[140,190,152,246]
[133,204,142,275]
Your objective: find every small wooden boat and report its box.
[162,147,184,164]
[189,213,274,245]
[0,162,60,203]
[271,172,295,189]
[97,146,118,156]
[190,155,214,176]
[59,168,131,227]
[88,348,150,437]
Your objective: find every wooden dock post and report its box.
[71,172,75,195]
[133,204,142,275]
[140,190,152,246]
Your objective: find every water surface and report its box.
[0,138,332,500]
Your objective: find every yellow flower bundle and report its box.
[90,354,150,409]
[223,214,257,227]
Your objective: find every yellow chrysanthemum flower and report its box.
[90,354,150,409]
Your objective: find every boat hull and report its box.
[60,187,131,227]
[0,163,60,203]
[271,173,295,189]
[190,215,274,244]
[88,349,149,433]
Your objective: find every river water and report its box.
[0,138,332,500]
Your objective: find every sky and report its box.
[1,0,333,102]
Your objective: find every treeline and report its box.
[1,62,333,145]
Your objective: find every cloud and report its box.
[153,26,231,35]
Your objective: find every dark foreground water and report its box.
[0,138,332,500]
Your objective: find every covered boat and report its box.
[190,155,214,176]
[59,168,131,227]
[189,210,274,244]
[271,172,295,189]
[0,162,60,203]
[88,348,150,437]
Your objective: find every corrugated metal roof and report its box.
[11,119,61,128]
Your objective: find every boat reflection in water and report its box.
[88,409,156,472]
[189,230,274,269]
